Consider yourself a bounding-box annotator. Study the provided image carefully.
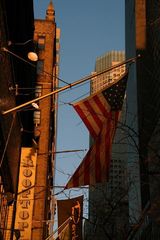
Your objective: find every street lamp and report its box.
[31,102,39,110]
[27,51,38,61]
[1,47,38,63]
[6,39,39,62]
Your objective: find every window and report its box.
[33,111,41,126]
[37,60,44,75]
[38,36,45,50]
[35,85,42,98]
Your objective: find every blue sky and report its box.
[34,0,125,194]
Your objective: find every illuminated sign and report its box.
[14,148,37,239]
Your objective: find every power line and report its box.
[1,47,70,86]
[38,149,88,155]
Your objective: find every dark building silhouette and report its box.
[125,0,160,238]
[0,0,36,239]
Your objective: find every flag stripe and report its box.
[84,100,103,131]
[74,104,97,139]
[79,101,102,137]
[93,95,110,119]
[74,95,111,139]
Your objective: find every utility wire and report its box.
[1,47,70,86]
[38,149,88,155]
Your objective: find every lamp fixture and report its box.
[1,46,38,62]
[31,102,39,109]
[7,39,38,61]
[27,52,38,62]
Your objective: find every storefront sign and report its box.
[14,148,37,239]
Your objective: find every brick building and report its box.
[31,2,60,239]
[0,0,59,239]
[13,1,60,239]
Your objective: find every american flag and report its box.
[65,71,128,189]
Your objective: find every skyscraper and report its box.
[91,51,125,93]
[86,51,129,240]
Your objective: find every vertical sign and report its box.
[14,147,37,240]
[57,195,83,240]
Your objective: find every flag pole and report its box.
[1,55,140,115]
[44,217,72,240]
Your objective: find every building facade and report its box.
[13,2,60,239]
[85,51,129,240]
[125,0,160,238]
[91,51,126,93]
[0,0,36,239]
[0,0,59,239]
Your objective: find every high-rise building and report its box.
[85,51,129,240]
[91,51,126,93]
[125,0,160,238]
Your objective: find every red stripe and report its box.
[71,147,92,187]
[93,95,110,119]
[74,105,97,139]
[84,100,103,132]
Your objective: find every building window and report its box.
[35,85,42,98]
[33,111,41,126]
[37,60,44,75]
[38,36,45,50]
